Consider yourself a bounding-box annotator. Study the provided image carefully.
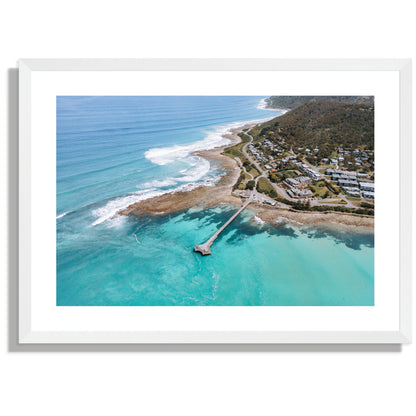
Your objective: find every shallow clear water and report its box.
[57,96,374,306]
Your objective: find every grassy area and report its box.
[309,180,334,198]
[318,167,330,174]
[238,132,251,143]
[270,169,297,182]
[248,167,260,178]
[223,145,249,164]
[222,140,261,179]
[331,199,347,205]
[256,177,277,198]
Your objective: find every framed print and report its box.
[18,59,412,344]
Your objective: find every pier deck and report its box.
[193,193,253,255]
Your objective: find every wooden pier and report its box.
[193,193,253,256]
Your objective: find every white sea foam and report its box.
[254,215,265,225]
[257,98,289,114]
[56,212,68,219]
[144,126,230,166]
[257,98,268,109]
[91,181,207,226]
[144,117,276,167]
[141,157,210,190]
[91,188,166,226]
[93,115,278,227]
[133,233,141,245]
[176,156,210,182]
[142,178,178,188]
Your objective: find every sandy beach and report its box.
[120,123,374,230]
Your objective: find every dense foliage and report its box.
[265,95,374,110]
[252,101,374,156]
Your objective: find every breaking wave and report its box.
[91,182,207,227]
[92,115,278,227]
[144,116,276,167]
[257,98,289,114]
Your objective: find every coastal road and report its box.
[235,157,253,181]
[238,127,364,212]
[242,129,294,201]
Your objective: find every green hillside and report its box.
[265,95,374,110]
[251,101,374,158]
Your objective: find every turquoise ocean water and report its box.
[57,96,374,306]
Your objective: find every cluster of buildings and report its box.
[287,187,313,199]
[284,176,314,199]
[247,137,375,202]
[298,163,322,181]
[248,143,270,164]
[262,139,282,155]
[285,176,312,188]
[249,140,288,169]
[324,148,374,167]
[325,169,375,199]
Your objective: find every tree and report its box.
[246,180,255,190]
[269,189,277,198]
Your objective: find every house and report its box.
[362,191,375,199]
[338,179,358,187]
[297,176,312,188]
[285,178,299,187]
[343,187,361,197]
[300,164,321,180]
[287,188,313,198]
[359,182,375,192]
[335,169,356,176]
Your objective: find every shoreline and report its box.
[119,121,374,231]
[119,123,252,217]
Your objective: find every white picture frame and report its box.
[18,59,412,344]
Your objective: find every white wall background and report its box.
[1,1,414,415]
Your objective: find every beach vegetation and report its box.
[361,202,374,209]
[275,195,374,216]
[256,177,275,197]
[251,101,374,156]
[238,132,251,143]
[233,172,245,190]
[309,180,334,198]
[265,96,374,110]
[246,180,255,190]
